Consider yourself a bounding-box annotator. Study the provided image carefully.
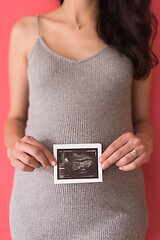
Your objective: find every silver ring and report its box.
[131,149,138,158]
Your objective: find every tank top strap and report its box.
[35,13,40,38]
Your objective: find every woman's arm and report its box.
[131,72,154,154]
[3,16,57,171]
[4,17,29,148]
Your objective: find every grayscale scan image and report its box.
[57,148,98,179]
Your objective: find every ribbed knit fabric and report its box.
[9,14,148,240]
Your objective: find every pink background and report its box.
[0,0,159,239]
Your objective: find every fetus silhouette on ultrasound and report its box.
[57,149,98,179]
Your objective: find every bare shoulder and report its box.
[9,15,39,59]
[11,15,32,29]
[10,15,37,40]
[8,15,39,122]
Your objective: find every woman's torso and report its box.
[26,13,135,154]
[9,12,148,240]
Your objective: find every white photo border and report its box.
[53,143,103,184]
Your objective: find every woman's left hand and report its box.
[98,132,153,171]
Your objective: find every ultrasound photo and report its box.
[53,143,102,184]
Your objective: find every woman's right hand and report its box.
[7,135,57,172]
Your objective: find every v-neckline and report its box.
[38,36,109,63]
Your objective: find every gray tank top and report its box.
[26,14,134,153]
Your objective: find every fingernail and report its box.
[98,158,103,163]
[47,165,51,169]
[100,164,104,169]
[119,167,123,170]
[51,161,56,166]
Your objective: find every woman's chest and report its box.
[27,44,134,109]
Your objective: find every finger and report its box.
[10,156,35,172]
[115,151,136,167]
[15,140,52,169]
[15,150,42,168]
[98,132,132,163]
[115,145,144,167]
[118,155,145,171]
[21,136,57,166]
[101,141,136,169]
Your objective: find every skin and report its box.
[4,0,154,172]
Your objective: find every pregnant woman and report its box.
[4,0,158,239]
